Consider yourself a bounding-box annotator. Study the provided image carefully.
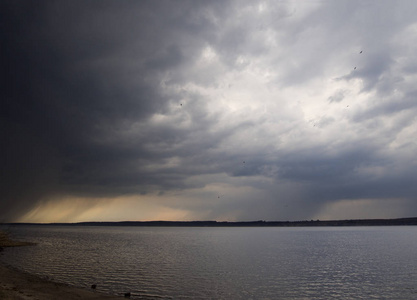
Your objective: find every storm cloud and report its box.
[1,0,417,222]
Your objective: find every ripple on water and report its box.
[2,226,417,299]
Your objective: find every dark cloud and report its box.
[1,0,192,219]
[1,0,417,222]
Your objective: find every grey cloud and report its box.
[328,90,346,103]
[351,88,417,128]
[2,0,417,222]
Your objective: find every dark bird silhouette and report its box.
[354,67,356,70]
[360,51,363,54]
[91,284,97,289]
[124,292,131,298]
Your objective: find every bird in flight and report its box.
[360,51,363,54]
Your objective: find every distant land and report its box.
[5,217,417,227]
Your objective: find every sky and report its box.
[1,0,417,223]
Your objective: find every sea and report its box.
[1,225,417,299]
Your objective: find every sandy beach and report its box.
[0,231,122,300]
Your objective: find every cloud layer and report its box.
[2,0,417,222]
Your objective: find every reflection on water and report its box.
[1,226,417,299]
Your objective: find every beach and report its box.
[0,231,122,300]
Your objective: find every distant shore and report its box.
[0,231,122,300]
[5,217,417,227]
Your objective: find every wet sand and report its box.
[0,231,122,300]
[0,263,124,300]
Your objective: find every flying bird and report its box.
[354,67,356,70]
[360,51,363,54]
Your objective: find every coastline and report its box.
[0,231,122,300]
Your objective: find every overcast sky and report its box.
[2,0,417,223]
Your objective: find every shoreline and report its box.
[0,231,122,300]
[0,262,123,300]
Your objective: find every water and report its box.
[1,225,417,299]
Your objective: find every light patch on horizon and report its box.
[17,195,193,223]
[16,179,278,223]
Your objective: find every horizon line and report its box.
[3,216,417,226]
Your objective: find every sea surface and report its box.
[1,225,417,299]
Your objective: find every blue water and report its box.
[1,225,417,299]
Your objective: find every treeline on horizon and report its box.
[6,217,417,227]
